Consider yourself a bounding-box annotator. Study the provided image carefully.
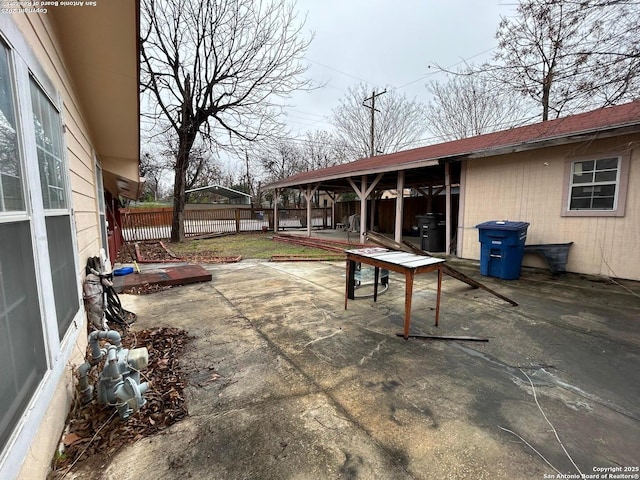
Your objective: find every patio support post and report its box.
[327,191,336,229]
[348,174,382,242]
[360,176,367,242]
[445,162,451,254]
[370,194,376,231]
[302,184,319,236]
[274,188,279,232]
[395,170,405,243]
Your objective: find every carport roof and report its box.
[186,184,252,200]
[266,99,640,191]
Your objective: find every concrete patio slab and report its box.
[78,259,640,480]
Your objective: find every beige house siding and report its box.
[459,135,640,280]
[3,13,99,480]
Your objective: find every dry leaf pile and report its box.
[49,327,191,478]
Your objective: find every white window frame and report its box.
[0,17,86,479]
[561,152,630,217]
[95,158,109,261]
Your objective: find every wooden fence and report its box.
[119,206,332,241]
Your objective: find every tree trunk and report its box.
[170,131,196,242]
[541,71,552,122]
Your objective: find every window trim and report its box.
[561,152,630,217]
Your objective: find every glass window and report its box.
[0,221,48,450]
[45,216,79,338]
[0,42,24,212]
[30,80,66,210]
[569,157,620,211]
[96,163,108,253]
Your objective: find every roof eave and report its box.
[468,122,640,160]
[265,158,440,190]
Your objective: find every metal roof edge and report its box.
[467,121,640,160]
[265,158,440,190]
[264,115,640,191]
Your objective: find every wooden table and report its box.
[344,248,446,339]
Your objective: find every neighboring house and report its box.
[267,101,640,281]
[0,3,140,479]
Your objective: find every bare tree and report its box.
[259,140,305,207]
[139,152,168,202]
[301,130,350,170]
[331,83,430,159]
[493,0,640,120]
[140,0,311,241]
[426,69,532,141]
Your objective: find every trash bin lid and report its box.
[476,220,530,231]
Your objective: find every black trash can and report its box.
[416,213,445,252]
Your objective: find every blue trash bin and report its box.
[476,221,530,280]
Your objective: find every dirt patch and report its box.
[48,328,191,479]
[116,241,241,264]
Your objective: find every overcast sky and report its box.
[284,0,515,141]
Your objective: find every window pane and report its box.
[570,197,591,210]
[594,170,616,183]
[0,43,24,212]
[30,80,66,210]
[573,172,593,183]
[45,215,79,339]
[0,221,47,451]
[592,197,615,209]
[573,160,594,173]
[595,184,616,197]
[596,158,618,170]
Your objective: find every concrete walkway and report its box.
[93,259,639,480]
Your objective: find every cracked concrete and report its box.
[77,258,640,479]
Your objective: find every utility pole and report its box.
[363,89,386,157]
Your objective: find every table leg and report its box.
[403,270,415,339]
[345,259,356,309]
[435,266,442,327]
[373,266,379,302]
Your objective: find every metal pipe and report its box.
[77,362,94,404]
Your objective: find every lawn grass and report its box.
[168,232,337,259]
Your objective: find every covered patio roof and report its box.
[266,100,640,246]
[186,185,252,203]
[266,99,640,192]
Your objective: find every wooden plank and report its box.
[442,265,518,306]
[396,333,489,342]
[364,231,416,254]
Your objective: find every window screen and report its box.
[45,215,79,338]
[0,221,47,450]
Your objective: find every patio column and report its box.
[274,188,279,232]
[445,162,451,254]
[348,174,383,243]
[395,170,405,243]
[302,184,319,236]
[360,176,367,242]
[327,191,336,229]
